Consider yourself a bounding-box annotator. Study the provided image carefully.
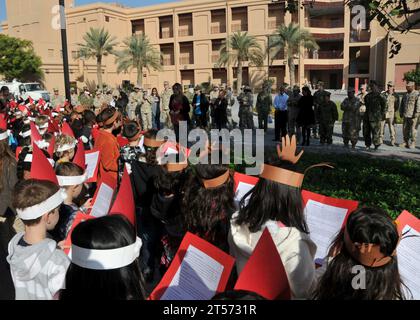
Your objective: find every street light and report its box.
[59,0,71,102]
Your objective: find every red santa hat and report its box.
[61,121,75,138]
[47,135,56,158]
[109,166,136,226]
[234,228,291,300]
[48,118,60,134]
[73,139,86,170]
[30,144,58,184]
[30,122,43,145]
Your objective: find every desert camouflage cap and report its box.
[406,81,415,87]
[387,81,394,87]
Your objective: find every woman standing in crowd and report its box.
[169,83,191,141]
[192,85,209,129]
[94,107,122,182]
[297,86,315,146]
[213,90,228,130]
[151,88,161,130]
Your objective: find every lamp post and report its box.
[59,0,71,102]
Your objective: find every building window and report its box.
[105,16,110,22]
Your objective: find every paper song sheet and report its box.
[85,151,100,180]
[160,245,224,300]
[305,200,348,262]
[90,184,114,218]
[235,182,255,205]
[397,225,420,300]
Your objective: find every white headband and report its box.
[16,189,66,220]
[37,123,49,129]
[56,142,76,153]
[35,140,50,149]
[0,131,8,141]
[70,237,142,270]
[23,119,30,125]
[23,154,55,166]
[28,117,35,122]
[19,130,31,138]
[57,174,87,186]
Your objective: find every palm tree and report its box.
[217,32,265,92]
[115,34,162,87]
[78,27,118,90]
[269,23,319,86]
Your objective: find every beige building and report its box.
[1,0,419,93]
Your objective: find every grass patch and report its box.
[234,151,420,219]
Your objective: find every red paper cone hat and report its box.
[234,228,291,300]
[48,119,60,134]
[61,121,75,138]
[0,114,7,130]
[47,135,55,158]
[31,144,58,184]
[117,135,129,148]
[73,139,86,170]
[30,122,43,144]
[109,167,135,226]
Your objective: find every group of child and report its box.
[0,100,413,300]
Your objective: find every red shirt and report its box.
[94,130,120,182]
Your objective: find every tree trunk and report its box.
[137,65,143,87]
[237,60,243,94]
[288,57,295,87]
[97,55,103,91]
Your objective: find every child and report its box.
[17,147,54,181]
[0,129,17,217]
[182,164,235,252]
[119,121,145,176]
[317,92,338,145]
[54,134,77,164]
[35,115,49,136]
[313,207,406,300]
[81,110,96,149]
[18,124,32,148]
[7,179,70,300]
[52,162,92,242]
[60,215,146,300]
[229,136,317,299]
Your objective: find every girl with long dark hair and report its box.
[297,86,315,146]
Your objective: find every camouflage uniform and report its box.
[141,93,153,131]
[160,88,173,129]
[50,94,65,108]
[357,91,367,135]
[341,96,361,147]
[238,89,254,129]
[287,88,302,139]
[70,93,79,107]
[312,89,327,138]
[226,89,236,129]
[317,98,338,144]
[363,91,386,148]
[256,87,272,132]
[209,89,220,128]
[380,89,400,145]
[128,91,143,121]
[93,92,105,114]
[400,89,420,148]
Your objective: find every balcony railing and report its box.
[178,27,192,37]
[350,30,371,43]
[160,30,173,39]
[211,23,226,34]
[306,19,344,28]
[179,56,193,65]
[231,23,248,32]
[305,50,343,59]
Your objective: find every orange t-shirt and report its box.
[94,130,120,182]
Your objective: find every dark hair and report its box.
[18,124,32,147]
[182,164,235,247]
[56,162,84,177]
[83,110,96,127]
[97,107,118,129]
[123,121,141,140]
[60,215,146,300]
[313,207,407,300]
[12,179,60,226]
[143,129,160,165]
[151,87,159,98]
[0,134,16,193]
[71,119,83,138]
[302,86,312,96]
[212,290,266,300]
[235,160,308,234]
[42,132,54,143]
[154,164,189,197]
[16,147,51,181]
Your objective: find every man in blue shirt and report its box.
[273,86,289,141]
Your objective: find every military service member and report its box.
[50,88,65,108]
[237,85,254,129]
[70,87,79,107]
[288,85,302,140]
[128,85,143,121]
[312,81,328,139]
[160,81,173,129]
[399,81,419,149]
[141,90,153,131]
[256,82,273,132]
[381,81,400,146]
[363,81,386,150]
[93,90,104,114]
[317,91,338,145]
[341,88,361,149]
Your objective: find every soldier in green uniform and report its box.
[128,85,143,121]
[341,88,361,149]
[141,90,153,131]
[288,85,302,140]
[399,81,419,149]
[317,91,338,145]
[70,87,79,107]
[50,88,65,108]
[381,81,400,146]
[363,81,387,150]
[160,81,173,129]
[312,81,327,139]
[256,82,272,132]
[237,85,254,129]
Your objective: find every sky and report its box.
[0,0,178,23]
